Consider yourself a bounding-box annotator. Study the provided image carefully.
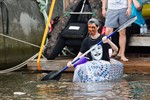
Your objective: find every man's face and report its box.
[88,24,97,36]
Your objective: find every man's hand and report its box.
[67,61,73,67]
[102,36,108,43]
[126,7,131,17]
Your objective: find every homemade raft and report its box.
[73,58,123,82]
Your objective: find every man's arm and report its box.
[101,0,107,10]
[126,0,132,16]
[102,36,118,54]
[101,0,107,17]
[128,0,132,8]
[132,0,142,10]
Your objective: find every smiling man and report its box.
[67,18,118,65]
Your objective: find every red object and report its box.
[100,26,106,34]
[48,16,60,34]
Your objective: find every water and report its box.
[0,69,150,100]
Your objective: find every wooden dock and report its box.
[27,34,150,74]
[129,34,150,47]
[27,55,150,74]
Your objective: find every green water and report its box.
[0,70,150,100]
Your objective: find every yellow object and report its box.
[37,0,56,70]
[142,4,150,17]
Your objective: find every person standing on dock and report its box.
[101,0,132,61]
[127,0,146,35]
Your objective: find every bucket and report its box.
[142,4,150,17]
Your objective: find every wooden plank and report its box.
[129,34,150,46]
[27,59,74,71]
[122,57,150,74]
[27,57,150,74]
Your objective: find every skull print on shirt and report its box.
[90,44,103,60]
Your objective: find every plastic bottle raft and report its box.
[73,57,124,82]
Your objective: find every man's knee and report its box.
[119,29,126,36]
[105,27,113,35]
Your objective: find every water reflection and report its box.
[0,71,150,100]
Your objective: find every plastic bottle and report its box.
[143,24,148,34]
[140,24,144,35]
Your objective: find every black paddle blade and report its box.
[41,71,62,81]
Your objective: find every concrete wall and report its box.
[0,0,63,69]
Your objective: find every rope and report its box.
[0,53,38,74]
[0,33,40,48]
[36,0,48,24]
[36,0,51,46]
[0,53,47,74]
[36,0,48,13]
[0,33,48,73]
[0,33,42,73]
[0,1,49,73]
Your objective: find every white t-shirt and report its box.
[107,0,128,9]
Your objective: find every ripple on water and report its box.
[0,72,150,99]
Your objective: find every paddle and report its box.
[41,16,137,81]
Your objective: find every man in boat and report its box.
[67,18,123,82]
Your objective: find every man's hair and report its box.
[88,18,100,27]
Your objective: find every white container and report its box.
[143,24,148,34]
[140,24,144,35]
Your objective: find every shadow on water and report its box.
[0,69,150,100]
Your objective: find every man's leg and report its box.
[105,27,113,36]
[118,29,128,61]
[118,8,130,61]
